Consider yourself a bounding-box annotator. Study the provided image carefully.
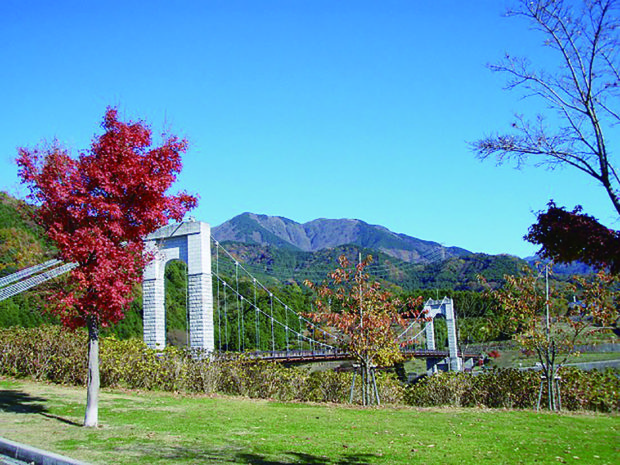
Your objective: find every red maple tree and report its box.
[17,108,197,426]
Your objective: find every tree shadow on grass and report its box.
[0,389,81,426]
[0,389,47,415]
[152,445,377,464]
[236,451,377,465]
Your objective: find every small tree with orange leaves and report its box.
[305,254,423,405]
[487,267,618,411]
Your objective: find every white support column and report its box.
[425,319,436,350]
[143,249,166,350]
[187,273,214,351]
[186,222,214,353]
[443,298,462,371]
[423,297,462,373]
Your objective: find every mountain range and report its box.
[210,212,533,290]
[212,213,471,264]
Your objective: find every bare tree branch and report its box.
[472,0,620,217]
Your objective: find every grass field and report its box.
[0,378,618,464]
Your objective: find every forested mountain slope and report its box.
[216,241,526,291]
[213,212,471,263]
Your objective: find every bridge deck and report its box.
[223,349,482,363]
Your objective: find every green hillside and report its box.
[0,192,143,337]
[215,241,527,291]
[0,192,53,273]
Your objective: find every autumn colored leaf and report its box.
[17,108,197,329]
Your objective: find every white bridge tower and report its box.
[142,221,214,352]
[424,297,461,372]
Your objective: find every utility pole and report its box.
[359,252,363,328]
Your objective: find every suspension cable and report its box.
[223,281,228,350]
[270,292,275,352]
[211,239,338,351]
[216,242,221,351]
[254,278,259,351]
[211,237,338,341]
[235,261,241,351]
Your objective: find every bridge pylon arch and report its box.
[423,297,461,372]
[142,221,214,352]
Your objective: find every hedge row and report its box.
[405,368,619,412]
[0,326,404,404]
[0,326,617,411]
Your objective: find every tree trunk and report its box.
[540,345,560,412]
[547,361,554,411]
[84,315,100,427]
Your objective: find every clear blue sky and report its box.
[1,0,616,258]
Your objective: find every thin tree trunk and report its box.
[547,361,554,411]
[549,342,558,411]
[84,315,100,427]
[361,364,367,406]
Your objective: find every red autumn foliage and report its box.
[525,201,620,274]
[487,350,501,359]
[16,108,197,329]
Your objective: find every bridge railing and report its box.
[0,261,77,302]
[0,259,62,288]
[212,348,482,363]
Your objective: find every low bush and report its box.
[0,326,617,411]
[0,326,86,384]
[300,370,351,403]
[405,367,619,412]
[0,326,403,405]
[405,372,474,408]
[559,367,620,412]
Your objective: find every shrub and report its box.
[0,327,617,412]
[473,369,538,409]
[405,368,619,412]
[300,370,352,403]
[559,367,620,413]
[405,372,474,407]
[0,326,86,384]
[100,337,191,390]
[374,372,406,405]
[215,358,303,400]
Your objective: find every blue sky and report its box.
[1,1,616,258]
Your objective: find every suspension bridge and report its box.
[0,220,481,373]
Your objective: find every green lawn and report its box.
[0,377,618,464]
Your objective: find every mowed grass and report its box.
[0,378,618,464]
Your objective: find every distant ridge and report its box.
[212,212,471,264]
